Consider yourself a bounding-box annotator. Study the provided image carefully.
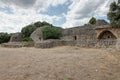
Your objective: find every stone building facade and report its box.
[29,20,120,49]
[61,25,97,47]
[5,20,120,49]
[61,24,120,48]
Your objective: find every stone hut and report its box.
[30,27,43,43]
[10,33,23,42]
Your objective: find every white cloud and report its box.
[0,0,67,33]
[62,0,117,28]
[0,10,61,33]
[0,0,118,32]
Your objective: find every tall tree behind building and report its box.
[108,0,120,28]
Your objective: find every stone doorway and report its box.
[97,30,117,48]
[74,36,77,40]
[98,30,117,39]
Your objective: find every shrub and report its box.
[42,26,62,40]
[89,17,96,25]
[22,37,33,42]
[21,24,37,38]
[0,33,11,44]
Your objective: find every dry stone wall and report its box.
[62,25,97,48]
[116,39,120,51]
[96,39,116,48]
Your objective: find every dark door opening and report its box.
[74,36,77,40]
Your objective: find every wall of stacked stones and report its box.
[34,40,65,48]
[116,39,120,51]
[62,26,98,48]
[96,39,117,48]
[62,26,119,48]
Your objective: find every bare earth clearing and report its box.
[0,46,119,80]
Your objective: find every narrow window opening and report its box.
[74,36,77,40]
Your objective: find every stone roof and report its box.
[95,20,108,26]
[95,25,111,30]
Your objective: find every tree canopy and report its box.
[21,21,53,38]
[107,0,120,28]
[21,21,62,41]
[42,26,62,40]
[0,33,11,44]
[21,24,37,38]
[89,17,96,25]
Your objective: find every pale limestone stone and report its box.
[116,39,120,51]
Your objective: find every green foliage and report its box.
[34,21,42,27]
[21,21,53,38]
[34,21,53,27]
[0,33,11,44]
[22,37,33,42]
[41,21,53,27]
[21,24,37,37]
[42,26,62,40]
[107,0,120,28]
[21,21,61,41]
[89,17,96,25]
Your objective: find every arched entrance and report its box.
[97,30,117,48]
[98,30,117,39]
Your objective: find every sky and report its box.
[0,0,117,33]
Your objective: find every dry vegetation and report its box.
[0,46,119,80]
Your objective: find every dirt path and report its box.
[0,46,119,80]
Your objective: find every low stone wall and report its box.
[116,39,120,51]
[34,39,117,48]
[76,40,96,48]
[96,39,116,48]
[34,40,78,48]
[34,40,66,48]
[1,39,118,49]
[1,42,34,48]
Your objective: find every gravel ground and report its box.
[0,46,119,80]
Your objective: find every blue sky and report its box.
[0,0,117,33]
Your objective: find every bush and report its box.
[21,21,53,38]
[89,17,96,25]
[21,24,37,38]
[22,37,33,42]
[42,26,62,40]
[0,33,11,44]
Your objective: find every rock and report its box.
[116,39,120,51]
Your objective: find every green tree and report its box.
[21,24,37,37]
[21,21,53,38]
[0,33,11,44]
[22,37,33,42]
[107,0,120,28]
[42,26,62,40]
[34,21,42,27]
[89,17,96,25]
[21,21,59,42]
[41,21,53,27]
